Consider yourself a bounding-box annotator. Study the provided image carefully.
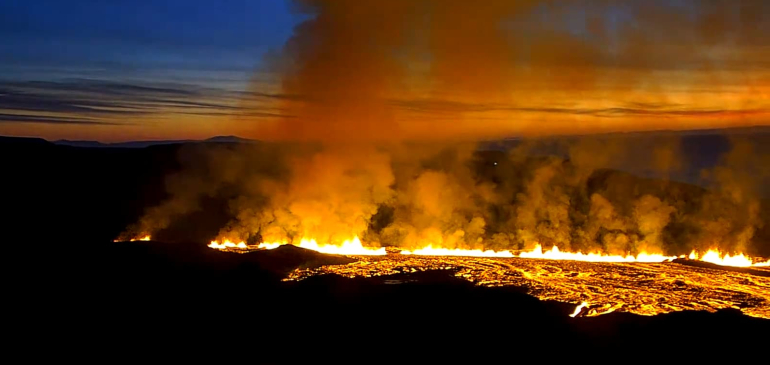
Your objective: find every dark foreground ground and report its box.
[3,135,769,361]
[22,240,766,362]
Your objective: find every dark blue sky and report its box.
[0,0,300,72]
[0,0,306,141]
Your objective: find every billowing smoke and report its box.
[122,0,769,256]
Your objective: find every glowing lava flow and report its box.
[518,244,675,263]
[570,302,589,318]
[206,236,770,266]
[687,249,769,268]
[209,237,386,256]
[113,235,151,242]
[293,237,386,255]
[258,242,282,250]
[400,246,514,258]
[208,240,248,249]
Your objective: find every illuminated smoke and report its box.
[122,1,770,258]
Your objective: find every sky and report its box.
[0,0,768,142]
[0,0,300,141]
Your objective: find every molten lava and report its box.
[286,253,770,319]
[208,240,248,249]
[209,236,386,255]
[293,237,386,255]
[113,235,151,243]
[570,302,589,318]
[519,244,675,263]
[258,242,282,250]
[400,246,514,258]
[205,237,769,267]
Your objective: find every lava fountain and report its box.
[210,236,386,256]
[519,244,676,263]
[687,249,770,268]
[400,246,514,258]
[206,237,770,267]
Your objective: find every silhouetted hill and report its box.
[53,138,197,148]
[52,135,257,148]
[0,135,52,146]
[203,135,257,144]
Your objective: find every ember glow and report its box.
[519,244,675,263]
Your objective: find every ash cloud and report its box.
[124,1,770,257]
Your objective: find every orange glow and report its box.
[518,244,675,263]
[400,245,514,258]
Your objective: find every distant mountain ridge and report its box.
[52,135,257,148]
[3,126,770,149]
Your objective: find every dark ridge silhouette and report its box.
[0,135,52,146]
[43,238,768,361]
[52,135,258,148]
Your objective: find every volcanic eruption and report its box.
[117,0,770,318]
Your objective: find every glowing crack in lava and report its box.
[210,236,386,256]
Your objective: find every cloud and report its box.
[392,99,769,119]
[0,79,294,126]
[0,113,120,125]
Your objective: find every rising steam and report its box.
[122,0,770,257]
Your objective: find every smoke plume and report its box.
[123,0,770,257]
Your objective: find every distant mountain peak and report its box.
[204,135,257,143]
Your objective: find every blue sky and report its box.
[0,0,305,141]
[0,0,300,74]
